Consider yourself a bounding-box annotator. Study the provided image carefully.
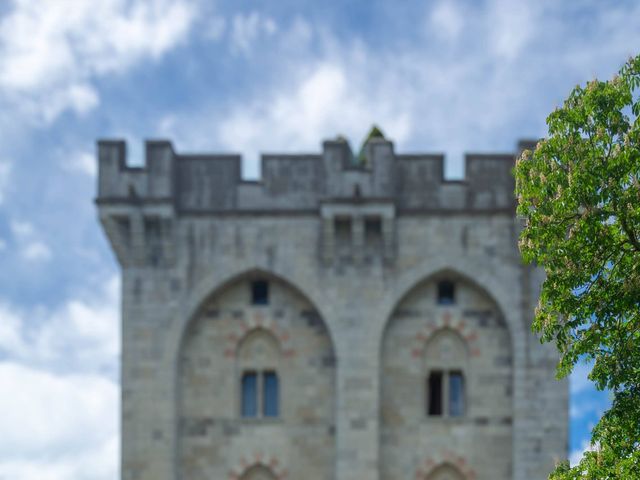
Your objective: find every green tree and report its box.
[515,55,640,479]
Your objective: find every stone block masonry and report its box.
[96,134,567,480]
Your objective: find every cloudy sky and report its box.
[0,0,635,478]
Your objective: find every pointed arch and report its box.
[424,328,469,368]
[237,328,282,366]
[176,268,337,358]
[380,267,513,479]
[176,267,337,479]
[382,268,511,342]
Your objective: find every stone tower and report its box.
[96,133,568,480]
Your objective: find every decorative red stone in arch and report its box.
[228,455,287,480]
[410,312,481,358]
[419,455,475,480]
[225,320,294,360]
[464,331,478,342]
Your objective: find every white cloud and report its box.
[10,220,52,263]
[0,159,11,205]
[487,0,538,60]
[0,274,120,480]
[9,220,34,238]
[22,241,51,262]
[0,0,197,122]
[206,0,640,179]
[569,360,612,420]
[39,84,101,123]
[0,275,120,373]
[569,440,597,467]
[63,151,97,177]
[230,11,278,55]
[21,241,52,262]
[429,1,464,42]
[0,363,118,480]
[204,16,226,41]
[214,60,412,177]
[0,304,25,358]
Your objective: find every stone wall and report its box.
[97,137,568,480]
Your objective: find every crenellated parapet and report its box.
[96,137,534,213]
[96,136,535,267]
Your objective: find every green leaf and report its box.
[515,53,640,479]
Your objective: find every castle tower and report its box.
[96,133,568,480]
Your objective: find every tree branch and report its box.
[619,214,640,253]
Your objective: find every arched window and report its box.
[237,329,280,418]
[426,463,465,480]
[240,465,277,480]
[424,329,468,417]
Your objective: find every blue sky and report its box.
[0,0,635,478]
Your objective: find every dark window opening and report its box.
[428,371,443,416]
[251,280,269,305]
[334,217,352,243]
[437,280,455,305]
[241,371,258,417]
[364,216,382,247]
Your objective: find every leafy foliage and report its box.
[515,55,640,479]
[357,124,386,165]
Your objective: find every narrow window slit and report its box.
[437,280,455,305]
[251,280,269,305]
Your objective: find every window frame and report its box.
[448,370,464,417]
[241,370,259,418]
[262,370,279,418]
[240,369,280,420]
[426,369,465,418]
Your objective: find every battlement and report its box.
[97,137,535,214]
